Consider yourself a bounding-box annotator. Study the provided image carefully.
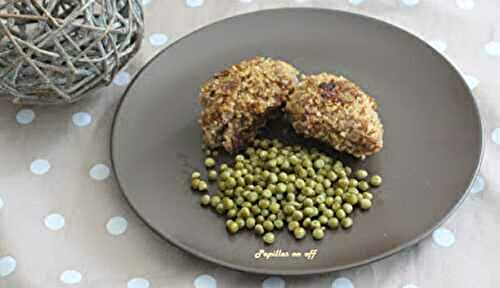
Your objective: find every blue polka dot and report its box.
[44,213,65,231]
[348,0,365,5]
[60,270,82,284]
[89,164,110,181]
[30,159,50,175]
[106,216,128,236]
[72,112,92,127]
[470,175,485,194]
[149,34,169,47]
[16,109,35,124]
[0,256,16,278]
[432,228,456,247]
[262,276,285,288]
[186,0,204,8]
[401,0,419,6]
[128,277,150,288]
[456,0,475,10]
[113,71,131,86]
[194,274,216,288]
[332,277,354,288]
[492,128,500,144]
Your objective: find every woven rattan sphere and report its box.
[0,0,143,104]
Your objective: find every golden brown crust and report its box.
[285,73,384,158]
[199,57,299,152]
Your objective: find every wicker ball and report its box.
[0,0,143,105]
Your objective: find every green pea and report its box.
[288,221,300,231]
[347,187,359,194]
[334,187,344,196]
[310,220,322,229]
[314,159,325,169]
[327,171,338,181]
[220,164,229,171]
[302,217,312,229]
[344,193,359,205]
[358,181,370,191]
[261,209,270,217]
[226,208,237,218]
[303,198,314,207]
[360,199,372,210]
[244,174,254,184]
[328,218,339,229]
[349,178,359,187]
[326,187,335,196]
[345,166,352,176]
[323,208,334,218]
[336,209,347,220]
[263,220,274,231]
[245,217,256,229]
[362,192,374,200]
[251,205,261,215]
[215,203,225,214]
[274,219,284,230]
[293,227,307,240]
[316,194,326,204]
[355,169,368,179]
[262,189,272,199]
[323,179,332,188]
[210,195,221,207]
[292,210,304,221]
[200,194,211,206]
[307,167,316,177]
[258,199,270,209]
[192,171,201,179]
[239,207,251,218]
[304,207,315,217]
[289,155,300,166]
[235,218,245,229]
[312,228,325,240]
[263,232,275,244]
[342,203,353,214]
[226,220,239,234]
[337,177,349,188]
[247,192,259,203]
[226,177,237,189]
[295,179,306,189]
[277,183,287,193]
[370,175,383,186]
[341,217,353,229]
[269,202,280,214]
[268,173,278,184]
[297,167,308,178]
[303,187,315,197]
[222,197,234,209]
[235,196,244,205]
[256,215,265,224]
[191,178,201,189]
[319,215,329,225]
[255,224,265,235]
[204,157,216,168]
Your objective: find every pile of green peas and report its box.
[191,138,382,245]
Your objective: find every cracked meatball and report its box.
[199,57,299,152]
[285,73,384,159]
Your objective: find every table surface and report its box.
[1,1,499,288]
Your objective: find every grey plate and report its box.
[111,8,483,275]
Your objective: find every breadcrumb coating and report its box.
[285,73,384,158]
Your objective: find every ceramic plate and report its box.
[111,8,482,275]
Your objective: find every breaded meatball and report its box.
[199,57,299,152]
[285,73,384,159]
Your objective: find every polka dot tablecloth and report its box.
[1,1,499,287]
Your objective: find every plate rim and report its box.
[110,7,484,275]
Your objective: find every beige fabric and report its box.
[1,1,499,287]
